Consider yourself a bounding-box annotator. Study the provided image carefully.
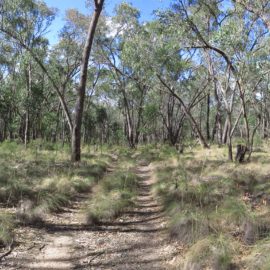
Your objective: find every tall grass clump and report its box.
[86,170,139,224]
[169,210,210,244]
[244,238,270,270]
[0,213,14,247]
[178,235,237,270]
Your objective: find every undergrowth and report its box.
[152,143,270,269]
[0,213,14,247]
[86,169,138,224]
[0,141,111,245]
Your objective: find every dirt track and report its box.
[0,163,179,270]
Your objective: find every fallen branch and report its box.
[88,251,105,264]
[27,243,36,251]
[0,240,14,262]
[39,244,46,251]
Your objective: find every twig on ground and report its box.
[88,251,105,264]
[39,244,46,251]
[0,239,14,262]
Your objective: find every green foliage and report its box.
[113,2,140,27]
[0,0,270,268]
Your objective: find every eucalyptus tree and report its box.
[47,10,87,143]
[71,0,104,161]
[233,0,270,31]
[0,41,18,141]
[141,18,210,148]
[97,3,150,148]
[0,0,105,161]
[163,0,270,160]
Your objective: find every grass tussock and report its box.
[0,142,109,223]
[0,213,14,247]
[151,143,270,269]
[179,235,237,270]
[86,170,138,224]
[169,210,210,244]
[244,238,270,270]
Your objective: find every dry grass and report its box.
[153,143,270,269]
[0,142,111,246]
[176,235,238,270]
[243,238,270,270]
[0,213,14,247]
[86,156,139,224]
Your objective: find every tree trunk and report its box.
[71,0,104,162]
[206,91,210,141]
[211,85,222,144]
[24,63,32,147]
[235,144,247,163]
[134,84,146,145]
[263,109,269,139]
[24,112,29,147]
[227,112,233,161]
[222,117,229,144]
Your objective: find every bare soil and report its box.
[0,163,180,270]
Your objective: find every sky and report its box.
[44,0,171,45]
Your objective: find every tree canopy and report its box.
[0,0,269,162]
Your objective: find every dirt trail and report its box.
[0,163,179,270]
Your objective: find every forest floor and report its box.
[0,159,179,269]
[2,143,270,269]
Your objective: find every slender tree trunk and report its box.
[263,109,269,139]
[62,111,66,147]
[222,117,229,144]
[239,90,250,147]
[212,110,222,144]
[199,103,203,134]
[24,63,32,147]
[206,91,210,141]
[121,86,136,148]
[8,106,13,140]
[53,102,61,143]
[205,50,222,144]
[24,112,29,147]
[227,112,233,161]
[134,85,146,145]
[71,0,104,162]
[124,105,135,148]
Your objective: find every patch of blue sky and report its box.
[44,0,171,45]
